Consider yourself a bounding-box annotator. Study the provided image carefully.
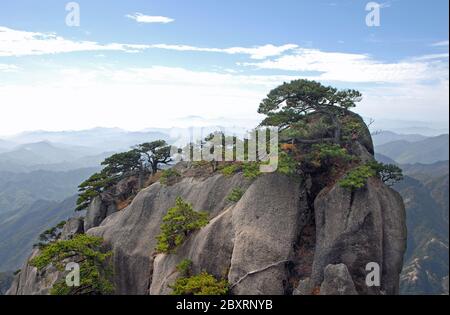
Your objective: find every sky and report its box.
[0,0,448,136]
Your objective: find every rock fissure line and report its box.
[229,260,290,289]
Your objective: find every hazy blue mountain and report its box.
[374,153,399,165]
[1,151,114,173]
[372,131,428,146]
[425,174,449,224]
[374,153,449,294]
[402,161,449,182]
[0,167,98,214]
[7,127,171,152]
[395,175,449,295]
[376,134,449,164]
[369,119,449,137]
[0,196,78,271]
[0,140,114,172]
[0,139,16,153]
[0,271,14,294]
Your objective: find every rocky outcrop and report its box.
[7,114,407,295]
[6,216,85,295]
[149,173,301,295]
[319,264,358,295]
[61,217,84,240]
[83,176,140,231]
[310,177,406,295]
[84,195,109,231]
[6,249,60,295]
[88,172,252,295]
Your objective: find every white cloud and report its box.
[358,79,449,122]
[412,53,449,61]
[242,47,449,83]
[0,63,19,72]
[144,43,298,60]
[431,40,449,47]
[0,26,448,134]
[0,66,296,135]
[0,26,148,56]
[0,26,296,60]
[125,13,174,24]
[0,64,447,135]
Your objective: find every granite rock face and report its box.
[61,217,84,240]
[6,250,61,295]
[7,115,406,295]
[319,264,358,295]
[311,177,407,294]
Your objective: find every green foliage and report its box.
[77,139,170,211]
[220,163,242,176]
[176,259,193,277]
[258,79,362,128]
[282,116,333,141]
[341,116,365,141]
[160,168,181,186]
[29,234,114,295]
[101,150,141,177]
[242,162,261,179]
[339,161,404,190]
[313,143,352,161]
[220,162,260,179]
[34,220,67,247]
[170,272,229,295]
[277,151,298,176]
[13,269,21,276]
[368,161,404,187]
[339,164,376,190]
[76,171,112,211]
[156,197,209,253]
[135,140,172,173]
[304,143,353,170]
[227,187,244,202]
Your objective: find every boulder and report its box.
[319,264,358,295]
[228,173,302,295]
[84,195,107,232]
[293,278,314,295]
[6,249,61,295]
[60,217,84,240]
[88,172,252,294]
[311,177,407,294]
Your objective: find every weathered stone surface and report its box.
[84,195,108,232]
[228,173,301,295]
[346,111,374,155]
[6,249,60,295]
[88,172,251,295]
[9,137,407,296]
[150,205,235,294]
[319,264,358,295]
[84,176,140,232]
[293,278,314,295]
[311,177,407,295]
[60,217,84,240]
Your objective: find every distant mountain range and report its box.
[0,168,98,215]
[375,134,449,164]
[0,127,448,296]
[372,131,428,146]
[375,143,449,294]
[0,196,78,271]
[5,127,170,152]
[368,119,449,137]
[0,141,113,173]
[0,271,13,295]
[394,173,449,295]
